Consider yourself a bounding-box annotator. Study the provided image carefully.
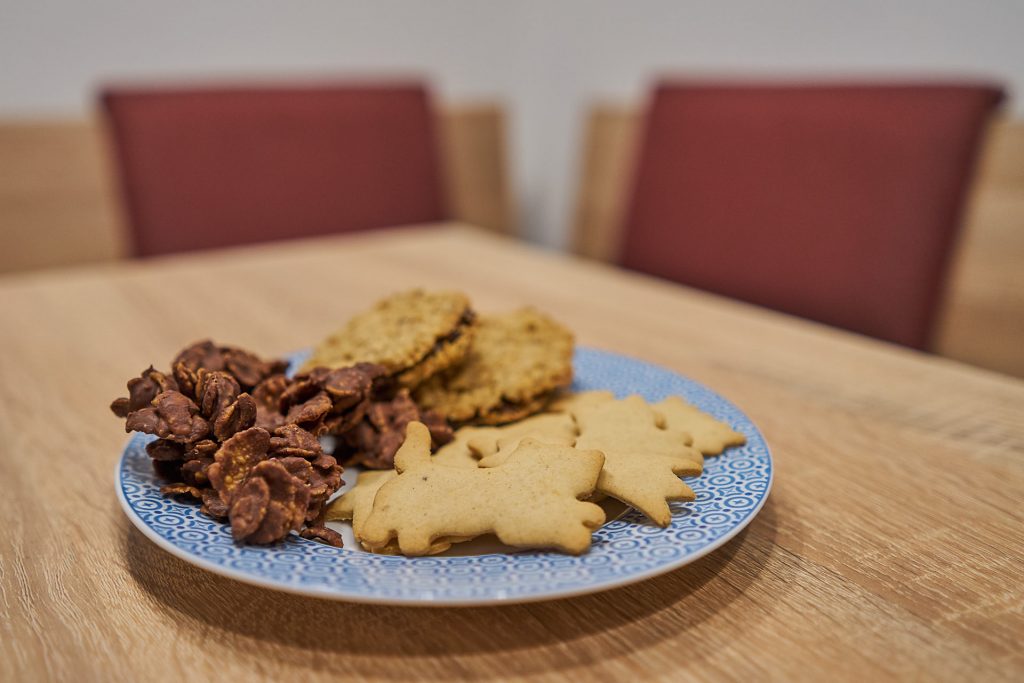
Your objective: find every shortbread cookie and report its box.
[472,412,577,467]
[549,390,680,428]
[547,389,659,433]
[654,397,747,456]
[325,470,394,527]
[415,308,574,425]
[573,396,703,527]
[323,470,397,550]
[547,390,615,414]
[303,289,475,388]
[431,426,488,468]
[360,422,605,555]
[432,416,575,468]
[324,470,464,554]
[468,409,606,503]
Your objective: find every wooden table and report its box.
[2,225,1022,682]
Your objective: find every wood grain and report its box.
[570,104,639,261]
[0,104,515,273]
[569,105,1024,378]
[1,225,1022,682]
[934,119,1024,376]
[437,103,517,235]
[0,118,126,272]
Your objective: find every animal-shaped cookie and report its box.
[360,422,606,555]
[653,397,746,456]
[430,425,489,468]
[547,389,670,427]
[324,470,468,554]
[430,413,576,468]
[468,412,577,464]
[573,396,703,526]
[547,390,615,414]
[324,470,396,548]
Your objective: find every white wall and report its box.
[3,0,1022,247]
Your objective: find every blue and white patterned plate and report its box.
[116,347,772,606]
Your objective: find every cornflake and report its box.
[111,340,453,547]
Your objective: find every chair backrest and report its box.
[0,119,124,272]
[619,81,1004,349]
[101,82,447,256]
[0,104,514,274]
[572,104,641,262]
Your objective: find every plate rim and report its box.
[115,347,773,607]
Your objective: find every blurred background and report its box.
[1,0,1022,374]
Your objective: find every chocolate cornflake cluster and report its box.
[337,388,453,469]
[111,340,454,546]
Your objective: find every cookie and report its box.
[360,422,606,555]
[324,470,466,555]
[573,396,703,527]
[303,289,475,388]
[415,308,574,425]
[466,409,606,503]
[431,416,574,468]
[653,397,747,456]
[323,470,396,548]
[547,390,615,414]
[431,426,487,468]
[471,412,578,467]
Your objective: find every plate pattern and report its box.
[117,347,772,605]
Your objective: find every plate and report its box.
[116,347,773,606]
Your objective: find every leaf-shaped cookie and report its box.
[573,395,702,527]
[653,396,747,456]
[360,422,606,555]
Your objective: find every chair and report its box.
[618,81,1005,349]
[101,82,447,256]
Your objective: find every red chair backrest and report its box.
[620,81,1004,349]
[101,82,446,257]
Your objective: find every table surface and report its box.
[1,225,1022,682]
